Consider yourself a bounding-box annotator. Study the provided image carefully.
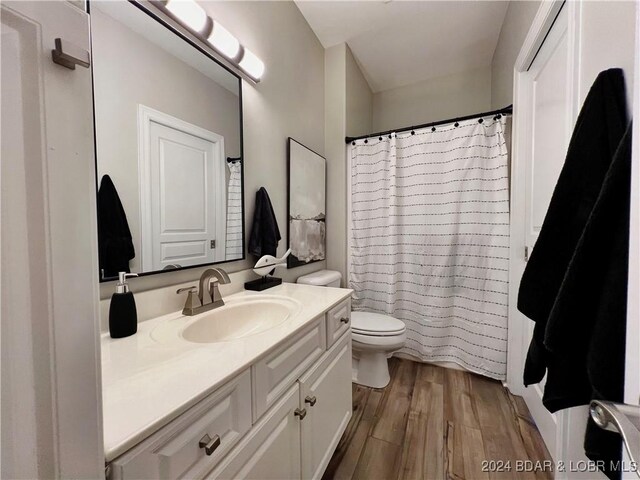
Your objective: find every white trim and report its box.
[508,1,578,474]
[346,144,352,288]
[137,105,227,271]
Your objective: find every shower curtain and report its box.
[349,116,509,380]
[225,160,243,259]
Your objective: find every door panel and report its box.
[299,333,352,480]
[207,384,301,480]
[148,121,222,270]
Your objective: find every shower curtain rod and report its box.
[345,104,513,144]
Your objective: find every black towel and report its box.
[98,175,135,278]
[248,187,280,258]
[545,124,632,479]
[518,68,628,386]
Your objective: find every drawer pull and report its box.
[304,396,317,407]
[340,317,349,324]
[294,408,307,420]
[198,433,220,456]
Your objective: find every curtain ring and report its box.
[454,122,459,127]
[431,127,436,132]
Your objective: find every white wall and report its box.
[372,66,492,132]
[490,1,541,109]
[92,7,241,274]
[99,1,327,323]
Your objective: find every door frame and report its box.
[623,4,640,478]
[508,0,580,472]
[137,104,226,271]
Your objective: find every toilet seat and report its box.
[351,311,406,337]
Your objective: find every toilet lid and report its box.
[351,311,406,335]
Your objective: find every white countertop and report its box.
[101,283,352,462]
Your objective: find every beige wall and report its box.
[490,1,541,109]
[345,46,373,138]
[92,7,241,274]
[99,2,326,317]
[372,66,492,132]
[324,44,373,287]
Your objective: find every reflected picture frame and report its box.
[287,138,326,268]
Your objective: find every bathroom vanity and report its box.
[102,283,352,479]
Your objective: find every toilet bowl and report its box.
[296,270,406,389]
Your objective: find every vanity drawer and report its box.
[252,316,326,421]
[109,370,251,480]
[326,298,351,347]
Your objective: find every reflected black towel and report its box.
[98,175,135,278]
[517,68,628,386]
[248,187,280,258]
[545,124,632,479]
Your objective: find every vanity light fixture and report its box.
[164,0,209,34]
[157,0,265,82]
[238,47,265,81]
[208,21,240,59]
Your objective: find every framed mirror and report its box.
[287,138,326,268]
[91,0,244,281]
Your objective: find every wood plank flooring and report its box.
[323,358,552,480]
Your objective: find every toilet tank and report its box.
[296,270,342,288]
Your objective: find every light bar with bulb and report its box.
[156,0,265,82]
[208,21,240,59]
[238,48,265,81]
[164,0,209,34]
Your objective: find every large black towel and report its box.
[98,175,135,279]
[248,187,280,258]
[518,68,628,386]
[545,124,632,478]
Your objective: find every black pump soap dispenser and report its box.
[109,272,138,339]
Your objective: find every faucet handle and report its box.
[176,286,197,295]
[177,286,202,314]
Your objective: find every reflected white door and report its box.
[512,3,571,461]
[139,106,226,271]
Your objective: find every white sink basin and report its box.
[151,295,302,345]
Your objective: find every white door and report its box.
[511,3,571,460]
[139,106,226,271]
[299,334,352,480]
[1,2,103,477]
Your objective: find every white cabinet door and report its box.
[299,332,352,480]
[208,384,302,480]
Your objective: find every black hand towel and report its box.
[98,175,135,279]
[248,187,281,258]
[517,68,628,386]
[544,124,632,479]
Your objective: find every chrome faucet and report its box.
[176,267,231,316]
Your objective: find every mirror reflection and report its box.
[91,1,244,281]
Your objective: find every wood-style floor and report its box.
[323,358,552,480]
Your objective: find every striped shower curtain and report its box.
[225,160,243,259]
[348,116,509,380]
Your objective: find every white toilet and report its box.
[297,270,406,388]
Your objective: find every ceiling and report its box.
[295,1,509,93]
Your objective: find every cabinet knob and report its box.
[294,408,307,420]
[340,317,349,324]
[198,433,221,456]
[305,395,317,407]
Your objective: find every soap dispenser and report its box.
[109,272,138,339]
